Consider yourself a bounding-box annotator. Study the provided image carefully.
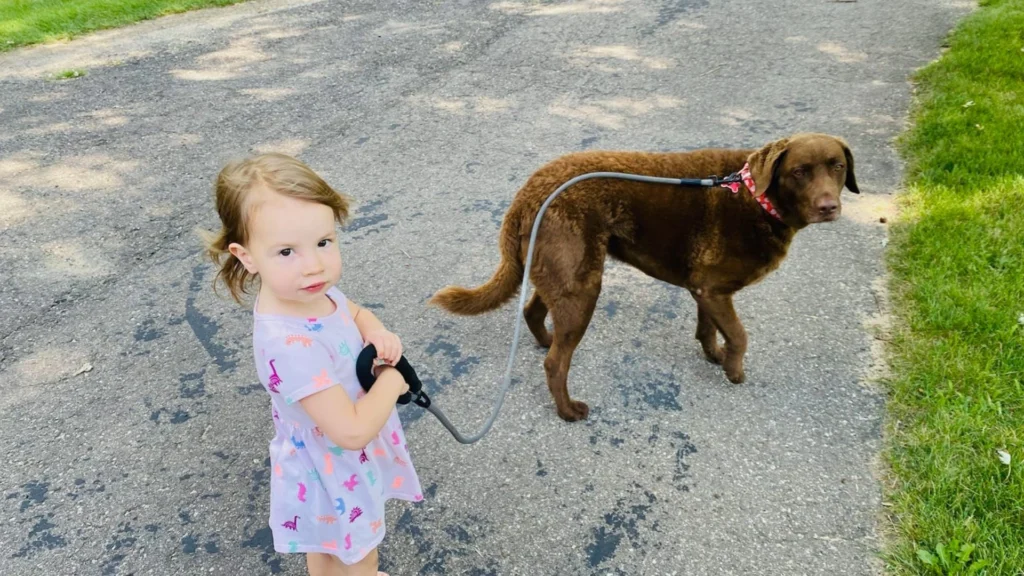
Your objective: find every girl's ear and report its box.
[228,243,258,274]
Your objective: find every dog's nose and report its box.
[817,199,839,217]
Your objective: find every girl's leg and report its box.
[307,549,385,576]
[306,553,343,576]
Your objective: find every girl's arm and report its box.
[300,366,408,450]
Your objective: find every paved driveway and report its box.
[0,0,967,573]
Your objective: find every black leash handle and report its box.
[355,345,431,409]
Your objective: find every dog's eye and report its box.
[834,163,845,171]
[792,169,804,178]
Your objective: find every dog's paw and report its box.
[703,346,725,365]
[726,369,745,384]
[557,400,590,422]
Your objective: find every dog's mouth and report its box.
[807,209,841,223]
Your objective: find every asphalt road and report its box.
[0,0,967,574]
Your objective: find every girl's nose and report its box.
[302,253,325,275]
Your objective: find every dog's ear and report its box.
[839,138,860,193]
[746,137,790,197]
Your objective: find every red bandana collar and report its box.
[720,163,783,222]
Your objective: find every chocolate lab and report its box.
[430,133,859,421]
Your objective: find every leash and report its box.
[356,170,745,444]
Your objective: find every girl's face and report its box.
[229,189,342,314]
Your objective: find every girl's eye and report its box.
[317,239,332,248]
[279,248,293,257]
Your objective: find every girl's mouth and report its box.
[302,282,326,293]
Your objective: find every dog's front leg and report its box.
[694,301,724,364]
[697,293,747,383]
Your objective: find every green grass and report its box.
[887,0,1024,574]
[0,0,247,52]
[50,67,86,79]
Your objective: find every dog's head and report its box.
[746,133,859,227]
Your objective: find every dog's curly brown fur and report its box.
[431,133,859,422]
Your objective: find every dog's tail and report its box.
[430,207,524,316]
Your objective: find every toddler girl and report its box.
[205,152,422,576]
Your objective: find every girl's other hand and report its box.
[364,329,402,365]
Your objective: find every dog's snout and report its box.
[816,197,839,217]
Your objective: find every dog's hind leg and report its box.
[524,292,552,347]
[527,217,608,421]
[541,272,602,422]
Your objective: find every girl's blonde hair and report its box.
[203,152,350,303]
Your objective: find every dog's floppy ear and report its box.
[839,138,860,193]
[746,137,790,197]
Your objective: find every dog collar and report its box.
[720,163,783,222]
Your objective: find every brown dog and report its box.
[430,133,859,422]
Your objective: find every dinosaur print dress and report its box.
[251,287,423,565]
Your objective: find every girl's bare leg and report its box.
[307,550,385,576]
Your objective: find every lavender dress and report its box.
[252,287,423,564]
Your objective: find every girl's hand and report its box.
[364,329,403,366]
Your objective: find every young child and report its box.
[204,152,423,576]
